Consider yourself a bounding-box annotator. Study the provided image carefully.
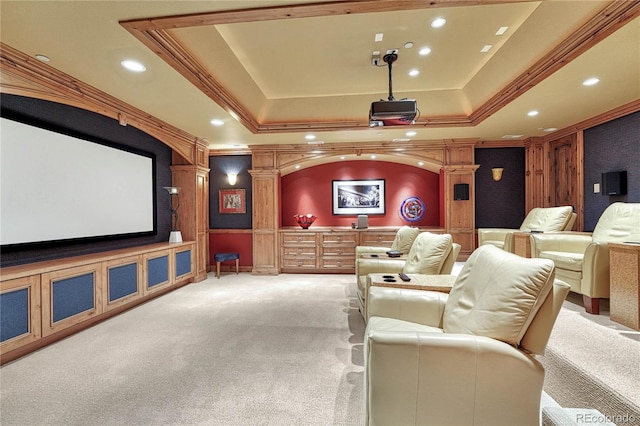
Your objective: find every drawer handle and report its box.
[297,248,302,255]
[296,261,303,267]
[337,249,343,255]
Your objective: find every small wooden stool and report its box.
[214,252,239,278]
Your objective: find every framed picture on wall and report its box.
[219,189,246,214]
[332,179,385,215]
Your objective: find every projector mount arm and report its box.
[383,52,398,101]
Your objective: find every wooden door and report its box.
[550,135,578,227]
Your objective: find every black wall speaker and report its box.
[453,183,470,200]
[601,171,627,195]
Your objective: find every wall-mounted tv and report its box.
[601,170,627,196]
[1,116,156,248]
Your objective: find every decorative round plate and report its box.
[400,196,426,222]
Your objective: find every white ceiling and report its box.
[1,1,638,150]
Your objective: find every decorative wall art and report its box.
[219,189,246,214]
[400,196,426,222]
[332,179,385,215]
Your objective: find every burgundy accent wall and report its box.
[209,233,253,266]
[281,161,440,227]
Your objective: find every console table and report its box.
[513,232,532,258]
[369,273,456,293]
[609,242,640,330]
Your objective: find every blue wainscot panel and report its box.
[176,250,192,278]
[108,263,138,302]
[147,255,169,288]
[52,273,95,323]
[0,288,29,342]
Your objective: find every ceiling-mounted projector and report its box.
[369,52,418,126]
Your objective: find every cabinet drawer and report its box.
[360,232,396,246]
[322,246,355,256]
[282,233,317,244]
[322,257,355,269]
[281,257,317,269]
[323,232,357,244]
[282,246,317,256]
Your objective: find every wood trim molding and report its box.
[120,1,640,134]
[0,43,201,165]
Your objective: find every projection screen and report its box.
[1,117,155,246]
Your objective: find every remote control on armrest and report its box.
[398,273,411,282]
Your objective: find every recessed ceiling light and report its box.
[543,127,558,132]
[295,165,301,169]
[392,138,411,142]
[408,69,420,77]
[527,110,539,117]
[35,54,50,62]
[305,134,316,140]
[120,59,146,72]
[583,77,600,86]
[502,134,524,139]
[495,26,509,35]
[371,155,377,159]
[418,161,425,166]
[210,119,224,126]
[374,33,384,42]
[431,17,446,28]
[419,47,432,56]
[404,42,414,49]
[340,156,346,160]
[480,45,492,53]
[405,131,417,137]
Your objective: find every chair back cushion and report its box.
[443,245,555,346]
[390,226,420,253]
[401,232,452,275]
[519,206,573,232]
[592,202,640,243]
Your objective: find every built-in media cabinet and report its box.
[279,227,445,273]
[0,242,195,364]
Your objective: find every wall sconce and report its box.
[491,167,504,182]
[163,187,182,243]
[227,173,237,185]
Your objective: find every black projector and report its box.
[369,99,417,125]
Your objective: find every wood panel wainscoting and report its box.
[279,227,446,274]
[0,242,196,364]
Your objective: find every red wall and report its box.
[281,160,441,227]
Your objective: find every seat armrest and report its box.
[356,259,405,277]
[356,246,390,255]
[367,286,447,326]
[530,232,593,256]
[477,228,515,246]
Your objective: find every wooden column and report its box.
[249,150,280,275]
[443,142,478,260]
[524,138,547,212]
[171,163,210,282]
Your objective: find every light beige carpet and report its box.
[0,273,366,425]
[1,271,637,425]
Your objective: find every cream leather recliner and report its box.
[364,245,570,426]
[355,225,420,256]
[355,226,420,280]
[356,232,460,320]
[478,206,576,252]
[530,202,640,314]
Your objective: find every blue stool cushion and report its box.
[214,252,239,262]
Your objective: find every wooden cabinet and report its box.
[321,232,357,270]
[281,232,319,270]
[279,227,444,273]
[0,242,195,363]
